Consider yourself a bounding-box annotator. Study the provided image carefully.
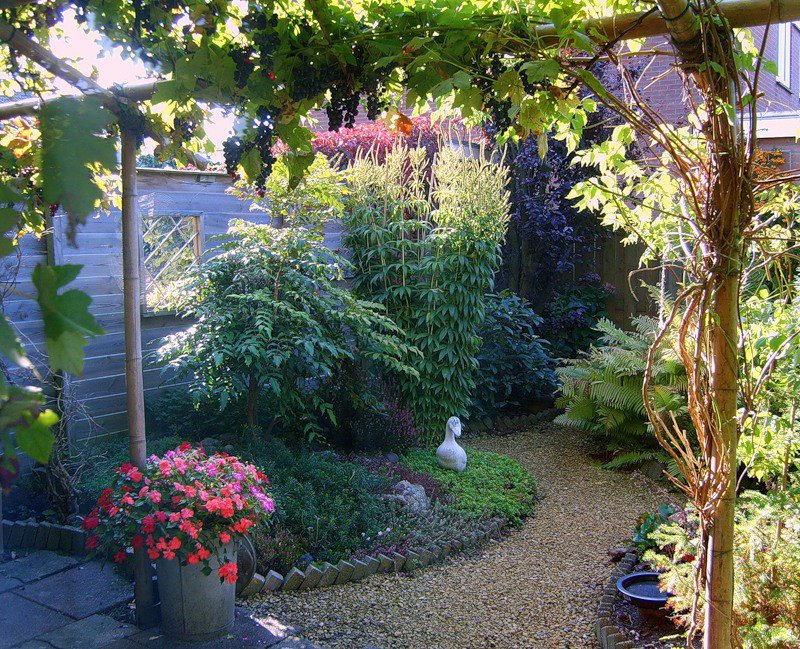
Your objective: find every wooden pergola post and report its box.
[120,129,157,627]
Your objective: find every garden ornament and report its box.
[436,416,467,472]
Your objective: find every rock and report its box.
[223,444,235,453]
[385,480,429,513]
[264,570,284,592]
[239,573,266,598]
[385,452,400,463]
[200,437,221,452]
[607,548,627,562]
[642,460,667,481]
[295,553,314,570]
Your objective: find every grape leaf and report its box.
[40,96,116,243]
[32,264,104,376]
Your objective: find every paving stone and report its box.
[316,563,338,588]
[16,560,131,619]
[0,591,73,647]
[273,640,321,648]
[19,522,39,549]
[349,559,368,582]
[281,567,305,591]
[39,614,138,648]
[0,550,80,583]
[13,641,53,648]
[334,560,354,585]
[404,551,420,570]
[8,521,25,548]
[0,575,21,593]
[299,565,323,590]
[240,573,267,598]
[45,523,61,551]
[34,523,49,550]
[377,554,393,573]
[391,552,405,571]
[364,556,380,577]
[418,549,432,566]
[128,609,288,648]
[264,570,284,592]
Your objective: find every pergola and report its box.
[1,0,798,643]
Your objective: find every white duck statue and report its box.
[436,416,467,472]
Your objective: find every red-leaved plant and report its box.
[83,443,274,584]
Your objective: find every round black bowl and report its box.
[617,571,670,609]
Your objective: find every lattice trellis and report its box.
[141,214,201,311]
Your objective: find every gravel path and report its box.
[252,424,665,648]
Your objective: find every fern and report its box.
[556,316,690,461]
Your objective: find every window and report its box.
[776,23,791,88]
[141,214,202,312]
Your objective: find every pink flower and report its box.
[219,532,231,544]
[146,490,162,504]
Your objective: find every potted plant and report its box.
[84,443,274,641]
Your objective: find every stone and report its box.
[8,521,25,548]
[299,565,323,590]
[418,549,432,566]
[391,552,405,572]
[642,460,667,481]
[264,570,284,592]
[317,563,339,588]
[377,554,394,573]
[34,523,49,550]
[15,560,131,619]
[273,639,322,649]
[334,560,354,585]
[0,550,80,583]
[282,567,305,591]
[439,542,451,558]
[71,529,87,556]
[0,592,73,647]
[38,613,138,648]
[20,521,39,548]
[45,523,61,551]
[295,553,314,570]
[0,575,22,593]
[404,551,420,570]
[1,519,11,546]
[349,559,368,582]
[436,416,467,472]
[199,437,222,452]
[385,452,400,463]
[429,544,442,561]
[364,556,380,577]
[384,480,429,514]
[239,572,266,598]
[58,526,74,553]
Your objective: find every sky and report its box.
[48,9,234,156]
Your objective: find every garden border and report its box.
[2,518,87,555]
[595,551,638,649]
[463,407,561,438]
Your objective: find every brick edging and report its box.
[463,408,561,438]
[1,518,87,555]
[251,517,506,597]
[595,551,638,649]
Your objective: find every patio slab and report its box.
[0,575,22,593]
[15,561,131,620]
[38,614,139,649]
[0,550,80,583]
[0,591,73,648]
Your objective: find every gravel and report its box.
[251,423,665,648]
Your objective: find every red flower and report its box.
[85,534,99,550]
[180,508,193,519]
[154,511,168,523]
[82,516,99,531]
[147,547,160,560]
[146,490,162,504]
[186,552,200,565]
[179,442,192,452]
[98,488,113,509]
[141,515,156,534]
[114,551,127,564]
[219,532,231,544]
[218,561,238,584]
[232,518,253,534]
[196,546,211,561]
[168,536,181,550]
[130,470,143,483]
[132,535,144,549]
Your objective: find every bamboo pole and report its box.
[120,129,157,628]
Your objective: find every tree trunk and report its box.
[246,372,260,429]
[704,268,739,648]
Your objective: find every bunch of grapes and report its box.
[230,48,256,89]
[326,84,360,131]
[475,55,514,132]
[362,74,390,121]
[252,108,277,194]
[223,137,244,178]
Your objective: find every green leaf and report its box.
[15,409,58,463]
[33,264,104,375]
[240,148,262,182]
[0,315,32,369]
[40,96,116,240]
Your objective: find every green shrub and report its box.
[156,221,418,441]
[401,448,536,524]
[555,315,688,467]
[472,291,555,418]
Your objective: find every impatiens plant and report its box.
[83,444,274,583]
